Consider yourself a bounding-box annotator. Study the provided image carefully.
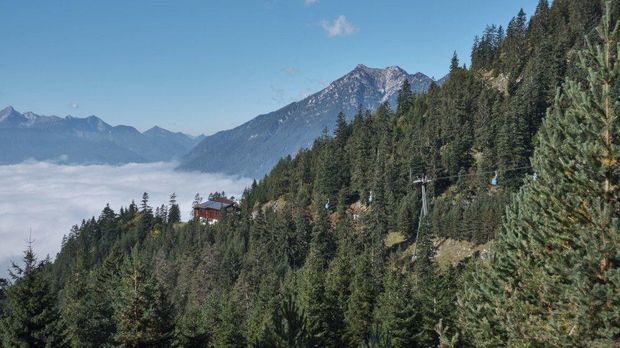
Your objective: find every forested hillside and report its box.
[1,0,618,347]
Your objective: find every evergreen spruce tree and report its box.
[290,187,312,269]
[396,192,419,238]
[168,193,181,224]
[212,296,246,347]
[459,5,620,345]
[257,292,310,348]
[334,112,351,149]
[0,245,66,347]
[449,52,460,73]
[365,132,389,248]
[0,278,7,319]
[309,200,336,263]
[412,225,440,347]
[360,324,392,348]
[344,252,376,346]
[298,202,339,346]
[327,206,355,297]
[323,206,353,344]
[501,8,529,78]
[200,289,235,347]
[350,110,373,201]
[373,267,418,348]
[113,248,174,347]
[140,192,151,213]
[61,270,115,347]
[172,309,208,348]
[298,248,336,347]
[300,198,338,346]
[313,140,342,201]
[397,79,413,115]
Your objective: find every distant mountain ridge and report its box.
[0,106,205,165]
[180,65,439,178]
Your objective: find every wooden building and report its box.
[193,197,237,224]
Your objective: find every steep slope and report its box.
[0,106,203,165]
[179,65,435,178]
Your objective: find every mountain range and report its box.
[179,65,439,178]
[0,65,438,173]
[0,106,204,165]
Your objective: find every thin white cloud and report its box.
[0,162,251,274]
[70,102,80,109]
[283,66,299,76]
[304,0,317,6]
[321,15,358,37]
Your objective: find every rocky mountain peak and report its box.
[180,64,436,178]
[0,105,15,114]
[0,106,26,127]
[0,106,19,120]
[145,126,167,134]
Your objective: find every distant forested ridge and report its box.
[2,1,619,347]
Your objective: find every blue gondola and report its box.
[491,170,498,186]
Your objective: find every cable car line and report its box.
[416,165,533,184]
[409,164,533,263]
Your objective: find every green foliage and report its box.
[345,252,377,346]
[0,278,8,319]
[113,248,174,347]
[1,246,66,347]
[167,193,181,224]
[172,309,209,348]
[196,288,246,347]
[255,292,310,348]
[61,270,115,347]
[459,4,620,345]
[373,267,418,348]
[299,248,339,347]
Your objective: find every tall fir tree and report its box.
[256,292,310,348]
[0,278,8,319]
[0,245,66,347]
[113,248,174,347]
[373,266,419,348]
[298,248,337,347]
[61,270,115,347]
[412,223,440,347]
[167,192,181,224]
[344,252,377,346]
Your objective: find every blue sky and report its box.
[0,0,539,135]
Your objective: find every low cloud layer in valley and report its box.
[0,162,251,276]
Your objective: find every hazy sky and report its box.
[0,162,251,275]
[0,0,539,135]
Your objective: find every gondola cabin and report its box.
[193,197,237,224]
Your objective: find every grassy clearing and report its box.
[401,238,492,269]
[384,231,407,248]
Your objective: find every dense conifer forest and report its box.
[2,0,619,346]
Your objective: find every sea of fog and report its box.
[0,162,251,276]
